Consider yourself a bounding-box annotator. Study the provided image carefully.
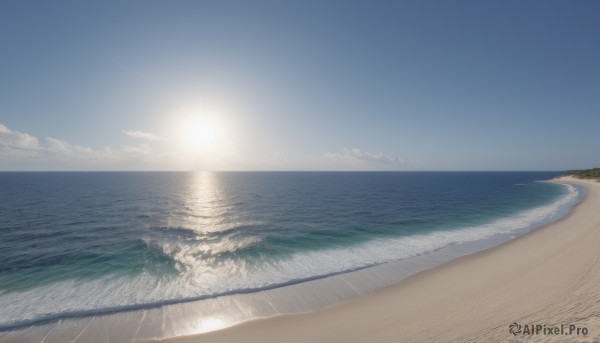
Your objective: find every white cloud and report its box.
[0,123,407,171]
[0,123,40,151]
[122,130,166,141]
[321,148,405,167]
[0,122,160,169]
[121,144,149,154]
[44,137,120,161]
[0,123,10,134]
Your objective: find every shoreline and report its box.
[148,176,600,343]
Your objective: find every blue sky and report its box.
[0,0,598,171]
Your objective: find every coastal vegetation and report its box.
[564,168,600,179]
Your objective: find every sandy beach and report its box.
[146,176,600,343]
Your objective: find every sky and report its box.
[0,0,599,171]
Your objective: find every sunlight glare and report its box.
[184,115,222,153]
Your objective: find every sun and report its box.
[183,115,222,153]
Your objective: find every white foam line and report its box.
[72,317,93,343]
[132,311,146,339]
[161,307,166,337]
[40,319,60,343]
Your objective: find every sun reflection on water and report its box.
[157,172,260,284]
[197,316,228,332]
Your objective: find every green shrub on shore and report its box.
[564,168,600,179]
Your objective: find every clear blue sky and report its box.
[0,0,598,171]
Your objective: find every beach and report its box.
[2,0,598,341]
[149,176,600,343]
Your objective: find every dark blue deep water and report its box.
[0,171,579,328]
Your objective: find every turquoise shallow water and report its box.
[0,171,578,330]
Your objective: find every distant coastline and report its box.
[562,167,600,180]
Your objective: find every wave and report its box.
[0,183,580,331]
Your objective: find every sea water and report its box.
[0,172,582,341]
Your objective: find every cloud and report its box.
[122,130,166,141]
[321,148,405,167]
[0,122,159,169]
[0,123,42,163]
[44,137,119,161]
[121,144,149,154]
[0,123,40,152]
[0,123,406,171]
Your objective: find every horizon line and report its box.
[0,170,570,173]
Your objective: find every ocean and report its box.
[0,171,583,341]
